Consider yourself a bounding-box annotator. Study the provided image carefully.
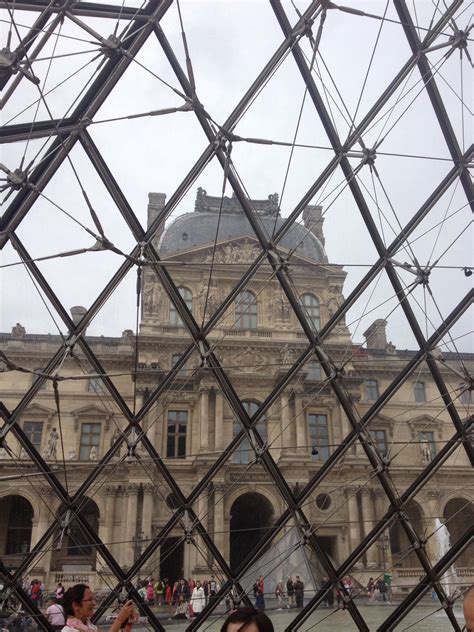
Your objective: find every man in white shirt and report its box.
[46,597,65,631]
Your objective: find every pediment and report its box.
[23,403,56,420]
[71,404,113,418]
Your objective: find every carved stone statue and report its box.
[11,323,26,337]
[68,447,76,460]
[89,446,98,461]
[42,427,59,460]
[280,344,293,367]
[275,295,290,321]
[327,285,344,317]
[143,285,155,314]
[420,439,432,464]
[110,427,121,449]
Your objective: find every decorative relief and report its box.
[203,242,261,265]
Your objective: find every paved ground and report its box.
[153,603,465,631]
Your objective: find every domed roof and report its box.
[158,189,328,263]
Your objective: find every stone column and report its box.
[124,484,139,567]
[361,489,378,567]
[215,390,224,451]
[32,489,54,577]
[345,487,362,560]
[213,483,225,563]
[294,394,307,454]
[280,392,291,456]
[142,484,154,551]
[101,486,116,553]
[200,388,209,452]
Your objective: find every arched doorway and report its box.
[53,498,100,569]
[389,500,424,568]
[230,492,274,572]
[443,498,474,568]
[0,495,34,567]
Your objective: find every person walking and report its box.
[55,584,65,601]
[367,578,375,603]
[294,576,304,608]
[146,581,155,605]
[274,581,284,609]
[154,579,164,607]
[286,577,294,608]
[189,581,205,618]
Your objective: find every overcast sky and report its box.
[1,0,472,355]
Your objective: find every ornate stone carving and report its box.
[42,427,59,460]
[128,483,140,495]
[105,485,117,496]
[203,243,260,265]
[230,347,270,374]
[89,446,98,461]
[11,323,26,337]
[68,447,76,460]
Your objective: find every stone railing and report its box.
[53,572,93,586]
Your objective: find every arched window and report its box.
[414,381,426,403]
[235,291,257,330]
[301,293,320,331]
[233,401,266,464]
[0,496,33,556]
[365,379,379,401]
[169,287,192,326]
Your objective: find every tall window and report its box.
[167,410,188,458]
[460,385,472,406]
[301,293,320,331]
[23,421,43,450]
[169,287,192,326]
[88,374,103,394]
[414,382,426,403]
[235,291,257,330]
[307,361,321,381]
[308,414,329,461]
[79,423,101,460]
[365,379,379,401]
[370,429,388,457]
[233,401,266,464]
[172,353,187,377]
[33,369,47,391]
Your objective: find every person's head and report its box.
[62,584,95,621]
[196,581,201,588]
[464,585,474,632]
[220,608,274,632]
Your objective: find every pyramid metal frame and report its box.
[0,0,473,630]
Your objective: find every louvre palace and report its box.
[1,189,472,596]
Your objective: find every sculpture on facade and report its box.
[11,323,26,337]
[89,446,98,461]
[43,427,59,460]
[420,438,432,464]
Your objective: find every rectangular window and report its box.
[307,361,321,381]
[23,421,43,449]
[418,431,435,462]
[366,379,379,401]
[308,414,329,461]
[79,423,101,460]
[414,382,426,403]
[370,429,388,457]
[167,410,188,458]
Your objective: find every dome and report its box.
[158,189,327,263]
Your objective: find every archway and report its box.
[389,500,424,568]
[0,496,34,567]
[230,492,274,572]
[53,498,100,569]
[443,498,474,568]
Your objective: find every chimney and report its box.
[363,319,387,351]
[70,306,88,336]
[147,192,166,250]
[302,204,325,245]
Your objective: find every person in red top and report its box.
[31,580,41,604]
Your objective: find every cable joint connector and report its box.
[100,34,122,57]
[449,29,469,52]
[267,247,290,272]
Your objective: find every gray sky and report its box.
[1,0,472,354]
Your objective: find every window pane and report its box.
[235,291,257,330]
[167,410,188,458]
[370,429,387,456]
[366,380,379,400]
[414,382,426,403]
[170,287,192,326]
[308,414,329,461]
[24,421,43,448]
[80,423,101,460]
[301,294,320,331]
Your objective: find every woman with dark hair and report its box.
[61,584,135,632]
[220,608,274,632]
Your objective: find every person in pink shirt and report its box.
[46,597,65,631]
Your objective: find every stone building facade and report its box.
[0,189,472,595]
